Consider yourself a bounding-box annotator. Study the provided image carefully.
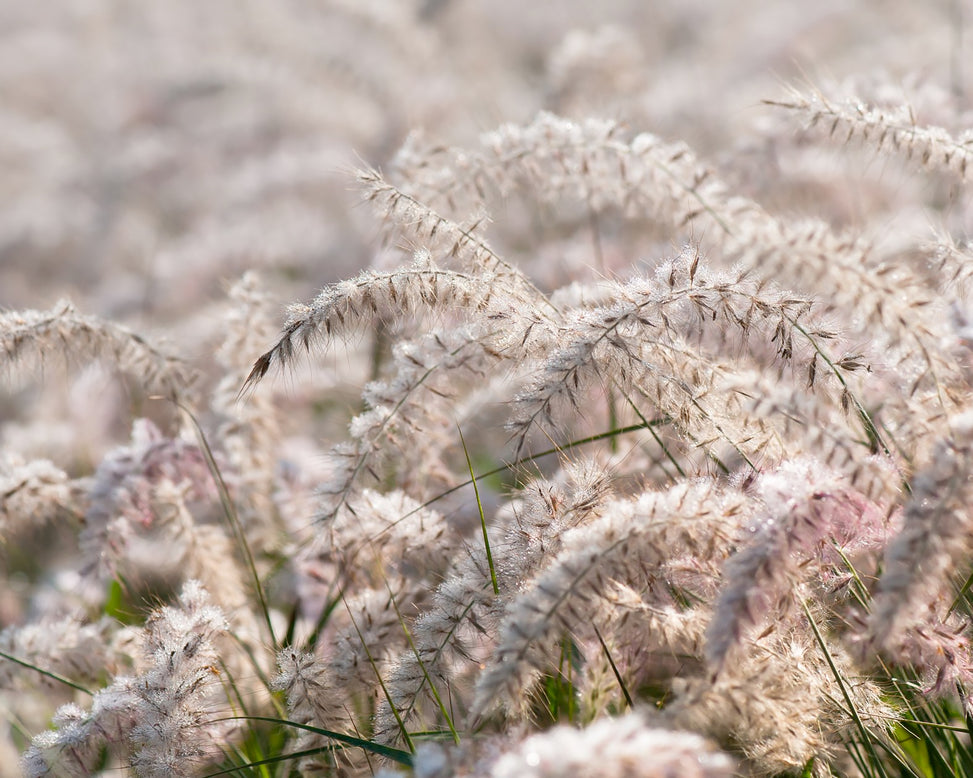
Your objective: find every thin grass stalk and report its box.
[459,425,499,596]
[592,624,633,710]
[179,402,277,649]
[801,599,896,778]
[344,600,416,754]
[383,580,461,745]
[0,649,93,696]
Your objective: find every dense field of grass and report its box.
[5,2,973,776]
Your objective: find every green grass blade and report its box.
[458,424,499,596]
[616,387,685,477]
[359,420,665,549]
[801,600,905,778]
[0,649,93,696]
[384,579,460,744]
[210,716,414,766]
[593,624,633,710]
[176,401,277,649]
[345,598,416,753]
